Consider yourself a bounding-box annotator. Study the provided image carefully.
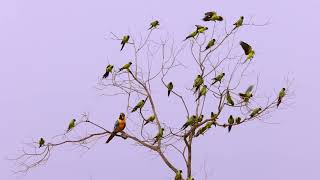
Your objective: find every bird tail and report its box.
[118,68,124,72]
[120,43,125,51]
[228,125,232,133]
[212,80,217,85]
[195,95,201,102]
[102,72,109,79]
[277,98,282,108]
[106,132,116,143]
[181,124,187,130]
[131,107,137,113]
[144,120,149,125]
[148,26,153,30]
[168,90,171,97]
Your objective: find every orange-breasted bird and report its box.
[106,113,126,143]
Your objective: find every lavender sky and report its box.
[1,0,320,179]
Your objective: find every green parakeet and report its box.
[149,20,159,30]
[102,64,114,78]
[144,115,155,125]
[212,73,225,85]
[195,25,208,33]
[240,41,255,62]
[211,112,218,127]
[233,16,244,28]
[118,62,132,72]
[277,88,286,107]
[120,35,130,51]
[39,138,45,148]
[239,85,254,102]
[235,117,242,124]
[167,82,173,97]
[250,107,262,117]
[67,119,76,132]
[175,170,183,180]
[195,85,208,101]
[184,31,198,41]
[193,75,204,94]
[181,115,197,130]
[205,39,216,51]
[153,128,164,145]
[131,99,145,112]
[195,121,214,137]
[226,90,235,106]
[227,115,234,132]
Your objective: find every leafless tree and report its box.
[11,14,293,180]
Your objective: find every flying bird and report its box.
[240,41,255,62]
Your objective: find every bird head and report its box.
[128,62,133,65]
[72,119,76,122]
[240,16,244,19]
[179,170,183,173]
[250,94,253,97]
[282,88,286,91]
[119,113,125,119]
[258,108,262,111]
[203,85,207,88]
[222,73,225,76]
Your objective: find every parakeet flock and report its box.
[35,13,287,180]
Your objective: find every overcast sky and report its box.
[1,0,320,179]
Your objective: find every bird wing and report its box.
[240,41,252,55]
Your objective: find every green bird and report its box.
[167,82,174,97]
[39,138,45,148]
[175,170,183,180]
[120,35,130,51]
[226,90,235,106]
[250,107,262,117]
[277,88,286,108]
[197,114,204,123]
[205,39,216,51]
[131,99,145,112]
[210,14,223,21]
[211,112,218,127]
[193,75,204,94]
[227,115,235,132]
[181,115,197,130]
[212,72,225,85]
[235,117,242,124]
[102,64,114,78]
[148,20,159,30]
[239,85,254,102]
[204,11,217,17]
[202,11,223,22]
[67,119,76,132]
[184,30,199,41]
[195,85,208,101]
[240,41,255,62]
[153,128,164,145]
[118,62,132,72]
[233,16,244,28]
[195,121,214,137]
[195,25,208,33]
[144,115,155,125]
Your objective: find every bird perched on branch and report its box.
[212,72,225,85]
[175,170,183,180]
[205,39,216,51]
[67,119,76,132]
[240,41,255,62]
[118,62,132,72]
[239,85,254,103]
[167,82,173,97]
[277,88,286,107]
[106,113,126,143]
[250,107,262,117]
[227,115,235,132]
[181,115,197,130]
[153,128,164,145]
[38,138,45,148]
[102,64,114,78]
[148,20,159,30]
[131,99,145,113]
[195,85,208,101]
[193,75,204,94]
[144,115,155,125]
[120,35,130,51]
[226,90,235,106]
[233,16,244,29]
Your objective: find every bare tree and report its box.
[11,13,293,180]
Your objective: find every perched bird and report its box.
[102,65,114,78]
[167,82,174,97]
[205,39,216,51]
[227,115,235,132]
[118,62,132,72]
[197,115,204,123]
[184,30,198,41]
[39,138,45,148]
[239,85,254,102]
[120,35,130,51]
[153,128,164,145]
[212,73,225,85]
[226,90,235,106]
[175,170,183,180]
[233,16,244,29]
[195,121,214,137]
[148,20,159,30]
[240,41,255,62]
[277,88,286,107]
[106,113,126,143]
[193,75,204,94]
[195,85,208,101]
[211,112,218,127]
[181,115,197,130]
[144,115,155,125]
[235,117,242,124]
[67,119,76,132]
[195,25,208,33]
[131,99,145,113]
[250,107,262,117]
